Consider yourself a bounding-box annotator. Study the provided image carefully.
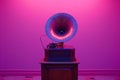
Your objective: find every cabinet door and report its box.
[48,68,72,80]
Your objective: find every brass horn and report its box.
[46,13,78,42]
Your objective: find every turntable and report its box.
[44,13,78,62]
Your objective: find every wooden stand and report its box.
[41,61,79,80]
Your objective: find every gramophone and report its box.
[44,13,78,62]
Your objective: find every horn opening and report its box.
[46,13,78,42]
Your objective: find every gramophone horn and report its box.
[46,13,78,42]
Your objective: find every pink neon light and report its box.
[50,27,73,40]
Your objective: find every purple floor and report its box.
[0,76,120,80]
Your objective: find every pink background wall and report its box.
[0,0,120,70]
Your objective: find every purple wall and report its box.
[0,0,120,70]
